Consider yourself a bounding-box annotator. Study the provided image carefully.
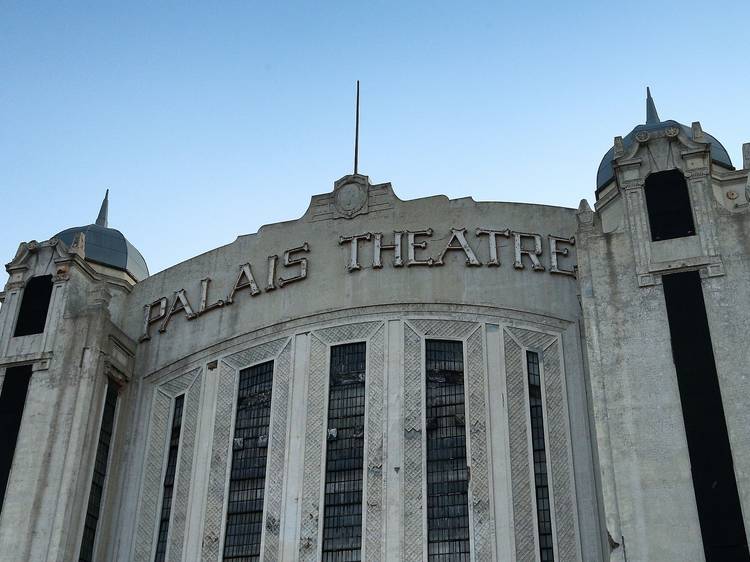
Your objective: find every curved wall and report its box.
[114,178,603,561]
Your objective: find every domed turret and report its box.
[596,88,734,196]
[54,190,149,282]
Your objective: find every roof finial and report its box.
[354,80,360,175]
[96,189,109,227]
[646,86,660,125]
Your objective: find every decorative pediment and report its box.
[4,234,94,290]
[303,174,396,222]
[613,122,712,186]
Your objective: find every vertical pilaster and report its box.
[384,319,404,561]
[280,332,309,562]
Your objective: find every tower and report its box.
[0,192,146,561]
[577,90,750,561]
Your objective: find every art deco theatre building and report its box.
[0,92,749,562]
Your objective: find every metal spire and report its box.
[354,80,360,174]
[96,189,109,227]
[646,87,660,125]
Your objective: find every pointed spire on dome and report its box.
[95,189,109,227]
[646,87,660,125]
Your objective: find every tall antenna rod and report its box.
[354,80,360,174]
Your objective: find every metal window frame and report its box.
[421,337,473,562]
[318,339,368,562]
[74,376,120,562]
[222,359,276,562]
[149,393,187,562]
[522,348,559,562]
[217,354,280,560]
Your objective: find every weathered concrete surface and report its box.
[0,178,603,561]
[578,121,750,561]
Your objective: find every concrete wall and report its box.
[578,125,750,561]
[0,177,603,561]
[120,182,581,374]
[109,178,602,561]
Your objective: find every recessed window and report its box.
[527,351,554,562]
[662,272,749,560]
[0,365,33,513]
[644,170,696,241]
[154,395,185,562]
[223,361,275,562]
[321,342,366,562]
[14,275,53,337]
[79,381,118,562]
[425,339,471,562]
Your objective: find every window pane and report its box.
[321,342,366,562]
[425,339,470,562]
[223,361,274,562]
[154,395,185,562]
[527,351,554,562]
[78,381,118,562]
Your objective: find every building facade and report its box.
[0,93,748,562]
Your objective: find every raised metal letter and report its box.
[475,228,510,267]
[278,242,310,287]
[512,232,545,271]
[549,235,576,277]
[407,229,434,267]
[266,255,278,291]
[339,233,371,271]
[227,263,261,304]
[199,277,224,314]
[435,227,481,266]
[373,232,403,268]
[159,289,198,333]
[139,297,168,341]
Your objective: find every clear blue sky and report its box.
[1,1,748,283]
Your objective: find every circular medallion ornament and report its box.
[334,181,368,217]
[635,131,650,143]
[665,126,679,138]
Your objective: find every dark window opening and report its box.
[154,395,184,562]
[79,381,118,562]
[527,351,554,562]
[223,361,275,562]
[321,342,366,562]
[644,170,696,241]
[663,272,749,561]
[425,339,471,562]
[14,275,53,337]
[0,365,32,514]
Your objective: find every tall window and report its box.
[425,339,470,562]
[223,361,274,562]
[527,351,554,562]
[0,365,33,513]
[14,275,53,337]
[644,170,696,241]
[321,342,367,562]
[663,272,749,560]
[79,380,118,562]
[154,395,184,562]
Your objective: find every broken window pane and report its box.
[321,342,366,562]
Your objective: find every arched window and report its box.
[644,170,696,241]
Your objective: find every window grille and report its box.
[223,360,274,562]
[154,395,184,562]
[425,339,471,562]
[321,342,367,562]
[527,351,554,562]
[78,381,118,562]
